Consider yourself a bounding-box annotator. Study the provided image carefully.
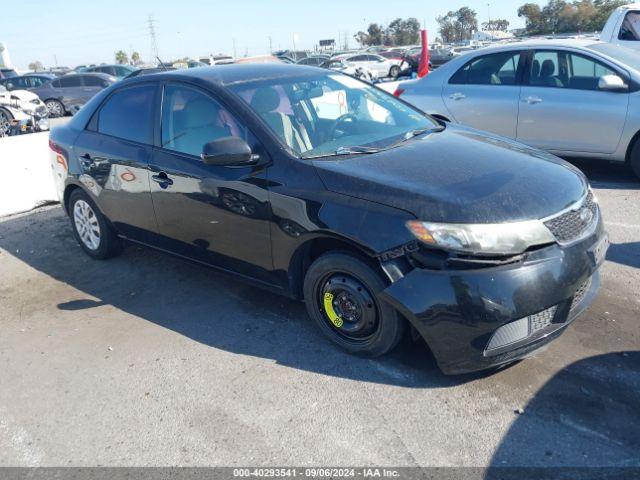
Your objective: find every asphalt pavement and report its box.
[0,158,638,468]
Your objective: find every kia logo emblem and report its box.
[579,207,593,224]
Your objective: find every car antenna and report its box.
[156,56,168,71]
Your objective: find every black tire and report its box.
[630,138,640,180]
[45,99,65,118]
[0,108,13,136]
[389,65,400,79]
[303,252,405,357]
[68,189,123,260]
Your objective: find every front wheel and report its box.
[389,65,400,79]
[45,99,65,118]
[303,252,405,357]
[68,189,122,259]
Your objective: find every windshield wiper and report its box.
[335,146,381,155]
[303,146,381,159]
[384,125,446,151]
[405,125,445,140]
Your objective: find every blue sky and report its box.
[1,0,544,69]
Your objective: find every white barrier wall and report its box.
[0,132,59,217]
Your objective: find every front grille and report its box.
[571,277,592,311]
[529,306,557,333]
[485,305,558,353]
[544,191,598,244]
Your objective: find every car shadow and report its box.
[566,158,639,190]
[0,207,502,389]
[607,241,640,269]
[486,351,640,477]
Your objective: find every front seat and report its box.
[250,87,312,153]
[539,59,563,87]
[172,96,231,156]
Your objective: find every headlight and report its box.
[406,220,555,255]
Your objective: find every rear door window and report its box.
[450,51,521,85]
[58,76,82,88]
[97,84,156,144]
[83,76,106,87]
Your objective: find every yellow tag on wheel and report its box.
[323,292,343,328]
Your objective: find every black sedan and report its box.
[49,64,608,374]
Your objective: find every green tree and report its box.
[131,51,141,65]
[518,0,626,35]
[518,3,545,35]
[354,23,385,46]
[355,18,421,46]
[115,50,129,65]
[28,61,43,72]
[437,8,478,43]
[481,19,510,31]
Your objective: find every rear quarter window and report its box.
[97,84,156,144]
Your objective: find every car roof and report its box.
[124,63,329,87]
[90,64,132,68]
[24,73,55,77]
[58,72,116,80]
[465,38,604,55]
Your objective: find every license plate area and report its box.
[589,234,609,268]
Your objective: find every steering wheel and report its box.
[329,113,359,139]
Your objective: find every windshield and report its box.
[589,43,640,71]
[229,72,437,158]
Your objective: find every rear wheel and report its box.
[303,252,405,357]
[68,189,122,260]
[389,65,400,79]
[45,99,65,118]
[630,138,640,180]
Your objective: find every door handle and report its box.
[151,171,174,189]
[449,92,466,100]
[523,96,543,104]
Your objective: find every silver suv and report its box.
[30,73,116,117]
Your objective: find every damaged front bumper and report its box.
[379,223,608,375]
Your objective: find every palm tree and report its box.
[115,50,129,65]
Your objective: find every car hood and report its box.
[0,88,40,105]
[312,125,588,224]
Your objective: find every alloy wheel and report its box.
[0,110,11,137]
[73,200,101,251]
[45,100,64,118]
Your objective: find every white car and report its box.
[396,39,640,178]
[601,3,640,50]
[0,84,49,136]
[322,59,376,83]
[339,53,401,79]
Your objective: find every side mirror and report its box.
[599,75,628,92]
[201,137,255,166]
